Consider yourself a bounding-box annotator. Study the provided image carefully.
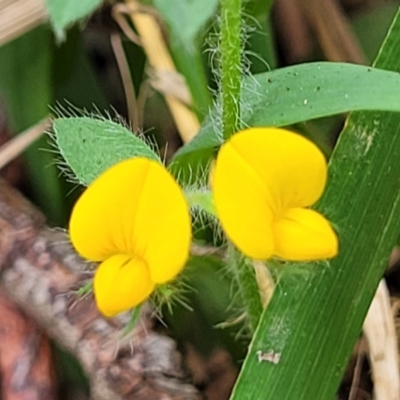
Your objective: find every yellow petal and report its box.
[94,253,155,317]
[69,158,191,285]
[69,158,152,261]
[132,161,191,283]
[273,208,338,260]
[213,137,275,259]
[224,128,327,213]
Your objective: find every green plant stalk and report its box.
[227,245,263,332]
[184,189,216,217]
[220,0,242,139]
[230,6,400,400]
[220,0,262,332]
[171,42,212,119]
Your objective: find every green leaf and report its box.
[230,5,400,400]
[170,41,212,119]
[45,0,102,39]
[53,117,160,186]
[153,0,214,117]
[174,62,400,160]
[153,0,219,44]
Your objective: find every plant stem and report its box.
[184,189,216,217]
[228,244,263,332]
[220,0,242,140]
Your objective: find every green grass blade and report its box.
[174,61,400,160]
[230,6,400,400]
[153,0,214,117]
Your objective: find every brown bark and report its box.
[0,178,200,400]
[0,291,56,400]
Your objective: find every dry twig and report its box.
[0,118,50,170]
[363,279,400,400]
[0,290,56,400]
[113,1,200,143]
[0,0,47,47]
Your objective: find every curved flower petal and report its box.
[213,137,275,259]
[132,162,191,283]
[69,158,152,261]
[94,253,155,317]
[272,208,338,260]
[224,128,327,213]
[69,158,191,283]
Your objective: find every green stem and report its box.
[220,0,242,139]
[184,189,216,217]
[228,245,263,332]
[171,42,212,119]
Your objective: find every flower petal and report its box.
[213,137,275,259]
[94,253,155,317]
[69,158,152,261]
[69,158,191,285]
[132,161,191,283]
[225,128,327,213]
[273,208,338,260]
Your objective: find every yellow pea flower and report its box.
[69,158,191,317]
[212,127,338,261]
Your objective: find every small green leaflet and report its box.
[153,0,219,45]
[53,117,160,186]
[45,0,103,39]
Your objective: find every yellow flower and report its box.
[212,127,338,261]
[69,158,191,317]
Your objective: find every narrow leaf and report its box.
[230,6,400,400]
[175,62,400,159]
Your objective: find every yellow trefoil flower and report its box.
[212,127,338,261]
[69,157,191,317]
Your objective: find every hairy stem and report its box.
[220,0,242,139]
[228,245,263,332]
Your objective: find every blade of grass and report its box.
[230,6,400,400]
[152,0,215,117]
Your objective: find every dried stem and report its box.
[0,0,47,47]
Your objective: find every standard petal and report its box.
[227,128,327,213]
[69,158,153,261]
[93,253,155,317]
[272,208,338,260]
[130,161,191,284]
[213,138,275,259]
